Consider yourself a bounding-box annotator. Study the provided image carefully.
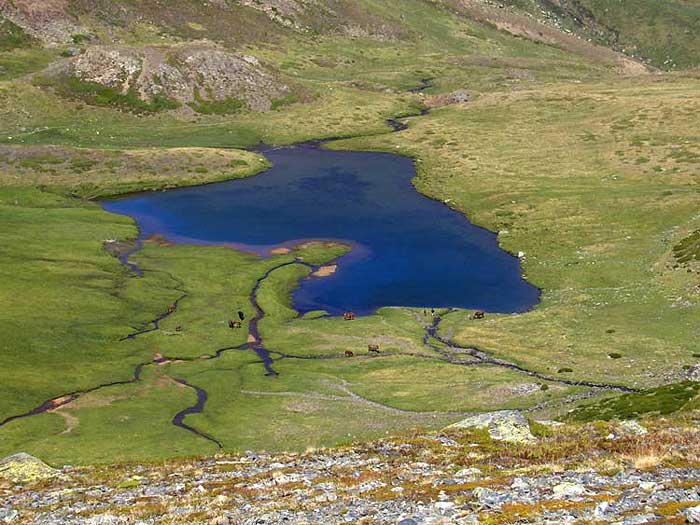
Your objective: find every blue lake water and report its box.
[102,144,539,316]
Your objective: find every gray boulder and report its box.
[448,411,536,444]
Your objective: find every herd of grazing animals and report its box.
[171,302,484,356]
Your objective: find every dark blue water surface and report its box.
[102,144,539,316]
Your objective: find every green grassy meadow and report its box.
[0,0,699,464]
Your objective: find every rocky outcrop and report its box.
[425,89,471,108]
[45,44,296,112]
[0,453,64,484]
[447,410,537,443]
[236,0,325,31]
[5,422,700,524]
[0,0,86,45]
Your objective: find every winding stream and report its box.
[0,114,627,447]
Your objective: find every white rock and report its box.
[618,420,648,436]
[448,411,536,444]
[639,481,658,492]
[455,467,481,479]
[594,501,611,519]
[552,482,589,499]
[434,501,455,512]
[0,509,19,524]
[686,506,700,523]
[86,514,124,525]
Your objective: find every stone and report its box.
[593,501,611,519]
[0,509,19,524]
[639,481,658,492]
[455,467,481,479]
[0,453,64,484]
[86,514,124,525]
[552,482,589,499]
[685,506,700,523]
[685,364,700,382]
[612,514,662,525]
[617,420,648,436]
[448,411,536,444]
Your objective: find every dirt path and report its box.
[242,379,476,419]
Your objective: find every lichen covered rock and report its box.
[447,410,536,444]
[0,453,64,484]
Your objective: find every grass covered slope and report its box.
[335,73,700,389]
[501,0,700,69]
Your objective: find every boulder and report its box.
[85,514,125,525]
[685,364,700,382]
[617,420,648,436]
[448,411,536,444]
[552,482,589,499]
[0,453,64,484]
[685,506,700,523]
[612,514,662,525]
[0,508,19,524]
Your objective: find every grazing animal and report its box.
[175,325,182,332]
[368,344,380,353]
[228,320,236,329]
[238,310,245,321]
[344,350,354,357]
[472,310,485,320]
[232,321,242,329]
[168,304,177,313]
[343,312,355,321]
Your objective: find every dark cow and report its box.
[238,310,245,321]
[167,304,177,314]
[472,310,485,320]
[175,325,182,332]
[344,350,354,357]
[343,312,356,321]
[368,344,380,354]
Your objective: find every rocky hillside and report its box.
[494,0,700,69]
[0,0,406,46]
[40,44,298,113]
[4,411,700,524]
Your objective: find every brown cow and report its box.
[175,325,182,332]
[344,350,354,357]
[343,312,356,321]
[472,310,485,320]
[168,304,177,314]
[368,344,380,353]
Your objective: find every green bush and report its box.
[566,382,700,422]
[190,96,245,115]
[41,75,180,113]
[0,18,33,51]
